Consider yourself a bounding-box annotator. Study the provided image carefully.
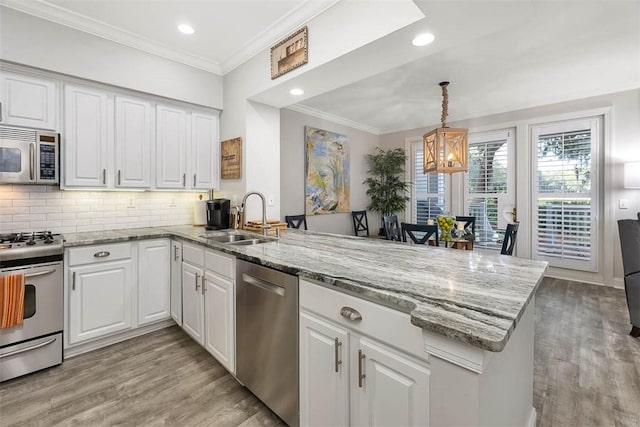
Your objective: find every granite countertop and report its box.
[63,225,548,352]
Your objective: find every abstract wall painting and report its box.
[305,126,350,215]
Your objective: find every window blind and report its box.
[413,147,445,223]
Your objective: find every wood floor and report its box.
[1,277,639,426]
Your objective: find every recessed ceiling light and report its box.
[178,24,195,35]
[412,33,435,47]
[290,88,304,96]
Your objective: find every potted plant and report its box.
[363,148,411,235]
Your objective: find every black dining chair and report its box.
[455,216,476,236]
[285,214,307,230]
[351,210,369,237]
[401,223,439,246]
[382,215,401,241]
[501,222,519,255]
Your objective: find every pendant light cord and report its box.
[440,81,449,128]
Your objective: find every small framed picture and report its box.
[271,26,308,79]
[221,137,242,180]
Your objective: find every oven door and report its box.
[0,261,63,346]
[0,138,33,184]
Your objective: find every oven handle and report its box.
[24,268,57,278]
[29,143,35,181]
[0,337,57,359]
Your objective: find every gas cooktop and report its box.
[0,231,64,263]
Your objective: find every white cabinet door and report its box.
[170,240,183,326]
[156,104,187,189]
[64,84,109,187]
[191,112,219,190]
[300,311,350,427]
[137,239,170,326]
[203,270,235,373]
[0,72,56,129]
[68,260,133,344]
[181,261,205,345]
[352,337,430,427]
[115,96,151,188]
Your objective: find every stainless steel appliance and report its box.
[0,125,59,185]
[205,198,231,230]
[236,260,299,427]
[0,231,64,382]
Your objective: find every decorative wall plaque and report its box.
[270,26,308,79]
[221,137,242,180]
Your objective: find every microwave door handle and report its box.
[29,143,35,181]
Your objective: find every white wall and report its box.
[280,108,380,235]
[379,88,640,287]
[0,185,201,234]
[0,6,222,109]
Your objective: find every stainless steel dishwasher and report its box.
[236,259,299,427]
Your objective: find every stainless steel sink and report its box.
[199,232,276,246]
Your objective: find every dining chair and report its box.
[382,215,401,241]
[401,223,439,246]
[351,210,369,237]
[617,218,640,338]
[285,214,308,230]
[455,216,476,235]
[500,222,519,255]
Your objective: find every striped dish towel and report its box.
[0,274,25,329]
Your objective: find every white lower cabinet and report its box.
[300,279,430,427]
[170,240,183,326]
[204,270,235,373]
[181,260,205,345]
[137,240,171,326]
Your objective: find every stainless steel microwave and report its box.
[0,125,59,185]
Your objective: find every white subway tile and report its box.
[13,199,46,207]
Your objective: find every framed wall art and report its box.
[305,126,350,215]
[221,137,242,180]
[271,26,308,79]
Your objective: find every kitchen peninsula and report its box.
[63,225,547,427]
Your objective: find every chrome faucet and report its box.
[241,191,271,236]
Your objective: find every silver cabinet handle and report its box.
[29,143,35,180]
[195,273,200,291]
[358,350,366,387]
[334,338,342,373]
[193,174,197,187]
[174,245,180,261]
[102,169,106,185]
[117,169,121,185]
[340,306,362,321]
[201,277,206,295]
[0,337,57,359]
[94,251,110,258]
[242,273,285,296]
[0,102,3,121]
[182,173,186,187]
[25,268,56,278]
[72,271,76,291]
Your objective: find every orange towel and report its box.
[0,274,25,329]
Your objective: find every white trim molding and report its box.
[286,103,382,135]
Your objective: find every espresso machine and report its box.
[205,198,231,230]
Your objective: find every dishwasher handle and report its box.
[241,273,285,296]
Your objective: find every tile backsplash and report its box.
[0,185,204,234]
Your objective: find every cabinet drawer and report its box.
[205,250,235,279]
[67,243,132,266]
[300,278,426,360]
[182,242,204,266]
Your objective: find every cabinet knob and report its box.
[340,306,362,321]
[93,251,110,258]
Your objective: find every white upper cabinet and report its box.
[115,96,151,188]
[0,72,57,130]
[191,112,219,190]
[64,84,109,188]
[156,104,187,189]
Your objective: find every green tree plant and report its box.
[363,148,411,233]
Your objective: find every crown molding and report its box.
[221,0,340,74]
[287,104,382,135]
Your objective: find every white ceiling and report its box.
[2,0,639,135]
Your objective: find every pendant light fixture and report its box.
[423,81,468,174]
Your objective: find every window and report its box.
[532,117,600,271]
[465,130,515,250]
[408,139,446,223]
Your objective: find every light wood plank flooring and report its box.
[1,277,639,426]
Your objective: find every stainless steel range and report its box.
[0,231,64,382]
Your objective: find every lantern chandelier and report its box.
[423,81,468,174]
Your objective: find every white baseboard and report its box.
[64,319,176,359]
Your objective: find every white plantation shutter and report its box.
[409,140,446,223]
[532,117,599,271]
